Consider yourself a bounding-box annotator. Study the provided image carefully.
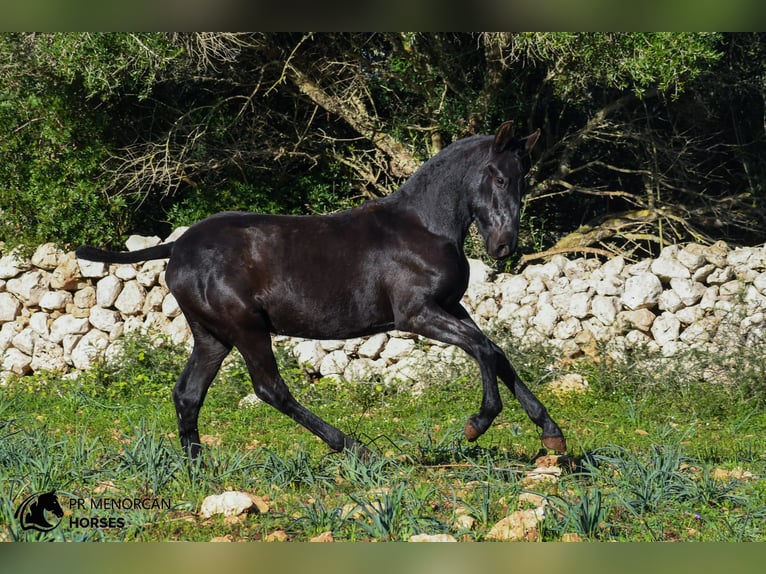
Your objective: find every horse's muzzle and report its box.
[487,234,517,260]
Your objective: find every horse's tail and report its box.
[76,242,174,264]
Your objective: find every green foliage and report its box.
[512,32,722,100]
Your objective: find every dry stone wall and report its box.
[2,232,766,385]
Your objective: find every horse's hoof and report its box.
[464,418,481,442]
[541,435,567,453]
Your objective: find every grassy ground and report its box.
[1,330,764,542]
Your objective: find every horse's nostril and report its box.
[496,244,511,259]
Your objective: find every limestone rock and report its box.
[31,243,65,270]
[200,491,269,518]
[96,275,123,308]
[39,290,73,312]
[0,252,26,279]
[621,273,662,310]
[50,315,91,343]
[114,281,146,315]
[3,348,32,375]
[76,258,108,279]
[50,257,81,290]
[125,234,161,252]
[651,312,681,346]
[6,270,50,306]
[409,533,457,542]
[486,508,545,541]
[0,293,21,322]
[357,333,388,359]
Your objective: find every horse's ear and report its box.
[521,128,541,154]
[493,121,515,153]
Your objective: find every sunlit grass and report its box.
[1,330,764,541]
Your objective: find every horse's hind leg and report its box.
[173,321,232,459]
[237,327,368,455]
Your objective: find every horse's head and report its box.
[472,121,539,260]
[39,490,64,518]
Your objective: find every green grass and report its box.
[1,331,764,542]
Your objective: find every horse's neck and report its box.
[394,172,473,246]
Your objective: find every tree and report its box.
[1,32,764,259]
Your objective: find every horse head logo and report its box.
[14,490,64,532]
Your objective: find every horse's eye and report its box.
[495,176,506,187]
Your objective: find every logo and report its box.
[14,490,64,532]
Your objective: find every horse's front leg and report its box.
[450,305,567,453]
[397,303,504,442]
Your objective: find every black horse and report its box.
[77,121,566,459]
[15,490,64,532]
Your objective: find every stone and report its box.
[532,303,558,336]
[0,322,22,353]
[380,337,416,360]
[164,227,189,243]
[658,289,684,313]
[319,349,350,376]
[706,266,733,285]
[71,330,110,370]
[50,257,81,290]
[310,531,336,543]
[344,358,385,381]
[651,255,691,281]
[566,291,591,319]
[600,254,625,277]
[162,293,181,317]
[73,286,97,309]
[238,393,262,409]
[591,295,619,325]
[6,270,50,306]
[89,307,122,332]
[114,281,146,315]
[96,275,123,308]
[621,273,663,310]
[137,260,165,288]
[595,276,623,296]
[553,317,581,340]
[677,244,708,272]
[500,275,528,305]
[29,312,50,337]
[618,308,656,332]
[12,328,37,356]
[31,339,67,372]
[31,243,65,270]
[125,234,161,251]
[0,292,21,322]
[357,333,388,359]
[669,278,705,306]
[200,491,269,518]
[39,290,73,311]
[651,312,681,346]
[114,264,137,281]
[755,272,766,296]
[168,315,190,345]
[293,340,325,369]
[486,508,545,541]
[0,252,26,279]
[143,286,166,312]
[76,258,108,279]
[3,348,32,375]
[409,533,457,542]
[50,315,91,343]
[676,305,704,326]
[549,373,589,395]
[704,240,729,267]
